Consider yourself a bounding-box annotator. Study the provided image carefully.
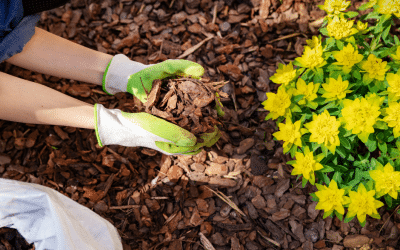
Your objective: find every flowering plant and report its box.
[263,0,400,226]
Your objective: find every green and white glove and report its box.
[102,54,204,103]
[94,104,220,156]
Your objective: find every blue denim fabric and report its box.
[0,0,40,63]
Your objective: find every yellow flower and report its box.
[377,0,400,17]
[295,46,327,69]
[273,120,308,153]
[319,0,351,15]
[304,110,341,154]
[383,102,400,138]
[390,47,400,61]
[340,95,383,142]
[360,54,389,81]
[387,72,400,101]
[332,44,364,74]
[346,183,384,224]
[294,78,320,105]
[306,36,322,49]
[321,75,352,101]
[315,180,348,216]
[369,163,400,199]
[356,21,368,33]
[327,16,357,40]
[262,87,292,120]
[291,146,324,185]
[270,62,297,86]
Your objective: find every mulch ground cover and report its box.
[1,0,400,249]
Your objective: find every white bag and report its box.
[0,178,123,250]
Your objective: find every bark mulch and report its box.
[1,0,400,249]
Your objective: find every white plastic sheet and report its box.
[0,178,123,250]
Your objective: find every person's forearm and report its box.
[0,72,95,129]
[5,27,113,86]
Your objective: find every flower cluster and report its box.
[263,0,400,226]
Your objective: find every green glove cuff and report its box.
[102,59,113,96]
[127,60,205,103]
[94,103,104,147]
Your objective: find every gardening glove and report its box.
[94,104,221,156]
[102,54,204,103]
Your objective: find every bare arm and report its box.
[5,27,113,86]
[0,71,95,129]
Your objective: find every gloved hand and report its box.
[102,54,204,103]
[94,104,221,155]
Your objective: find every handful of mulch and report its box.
[0,227,35,250]
[143,77,229,143]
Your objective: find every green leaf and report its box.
[358,2,370,11]
[276,116,285,124]
[366,180,374,191]
[363,41,371,51]
[345,130,355,138]
[374,120,388,130]
[214,92,225,117]
[286,160,296,165]
[370,213,381,219]
[321,144,329,157]
[385,194,393,208]
[300,113,308,124]
[332,171,342,184]
[310,142,320,152]
[306,101,319,110]
[320,27,329,36]
[370,34,382,51]
[291,104,302,112]
[303,133,311,143]
[264,112,274,121]
[314,97,327,105]
[324,37,336,51]
[339,136,351,150]
[344,214,355,223]
[293,95,305,103]
[302,176,308,188]
[301,69,314,81]
[378,141,388,155]
[395,35,400,45]
[359,220,366,227]
[352,70,362,80]
[334,210,344,221]
[289,144,298,158]
[317,102,336,113]
[382,25,392,43]
[376,131,385,141]
[329,71,343,80]
[336,40,344,50]
[314,68,324,83]
[365,11,381,20]
[370,157,378,169]
[323,211,332,219]
[336,146,347,159]
[347,168,364,188]
[327,64,343,72]
[320,165,335,173]
[365,134,377,152]
[345,11,359,19]
[310,192,319,201]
